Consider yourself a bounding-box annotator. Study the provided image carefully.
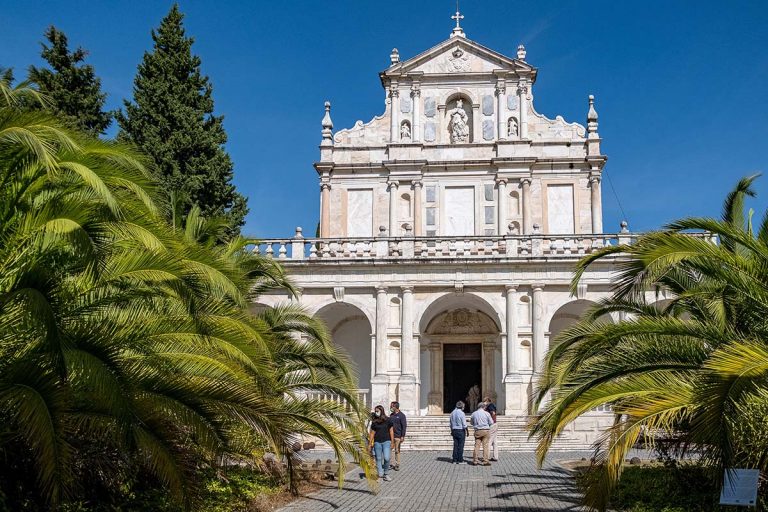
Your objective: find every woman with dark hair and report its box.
[368,404,395,481]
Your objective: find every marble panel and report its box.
[424,122,436,142]
[424,97,436,117]
[507,95,518,110]
[426,207,436,226]
[484,206,495,224]
[482,95,494,116]
[426,186,436,203]
[482,119,494,141]
[484,184,494,201]
[444,187,475,236]
[546,184,574,234]
[347,189,373,237]
[400,96,412,114]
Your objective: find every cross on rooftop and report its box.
[450,0,465,37]
[451,6,464,29]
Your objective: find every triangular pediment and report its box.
[382,36,536,79]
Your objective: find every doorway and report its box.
[443,343,482,413]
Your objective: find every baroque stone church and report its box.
[257,17,647,442]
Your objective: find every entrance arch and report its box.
[548,299,613,349]
[418,293,502,414]
[314,302,373,392]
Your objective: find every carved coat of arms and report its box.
[447,47,470,72]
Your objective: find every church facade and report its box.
[257,22,639,421]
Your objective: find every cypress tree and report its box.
[116,4,248,233]
[28,26,111,135]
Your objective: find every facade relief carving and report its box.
[427,308,498,335]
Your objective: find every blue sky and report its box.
[2,1,767,238]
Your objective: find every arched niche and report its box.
[314,302,373,390]
[444,94,473,144]
[509,190,520,216]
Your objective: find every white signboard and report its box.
[719,468,760,507]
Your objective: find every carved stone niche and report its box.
[427,308,498,335]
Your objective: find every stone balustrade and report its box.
[250,228,714,262]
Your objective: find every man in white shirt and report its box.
[470,402,493,466]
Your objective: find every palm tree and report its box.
[0,74,370,509]
[529,176,768,511]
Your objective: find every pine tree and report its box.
[28,26,111,135]
[116,4,248,234]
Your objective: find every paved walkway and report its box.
[279,451,588,512]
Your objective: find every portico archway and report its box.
[315,302,373,393]
[419,293,502,414]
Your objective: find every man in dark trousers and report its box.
[389,401,407,471]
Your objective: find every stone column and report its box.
[496,80,507,141]
[590,175,603,233]
[389,85,399,143]
[496,178,507,235]
[427,342,443,414]
[412,180,423,236]
[505,285,518,374]
[320,183,331,237]
[372,285,390,407]
[503,285,525,414]
[411,84,421,143]
[521,178,532,234]
[375,285,388,375]
[482,339,497,401]
[531,284,546,373]
[388,180,399,236]
[518,80,529,139]
[401,287,414,376]
[399,286,417,413]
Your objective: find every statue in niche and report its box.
[448,99,469,143]
[507,117,519,137]
[400,121,411,140]
[466,384,480,412]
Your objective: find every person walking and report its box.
[483,396,499,461]
[389,401,407,471]
[470,402,493,466]
[449,401,468,464]
[368,405,394,481]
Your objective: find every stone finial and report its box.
[620,220,629,233]
[517,44,527,61]
[390,48,400,65]
[294,226,303,239]
[587,94,599,135]
[532,223,541,234]
[321,101,333,146]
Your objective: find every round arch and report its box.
[417,292,502,335]
[548,299,613,345]
[313,302,373,390]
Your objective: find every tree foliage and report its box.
[529,176,768,511]
[0,76,370,510]
[116,4,247,236]
[28,26,111,136]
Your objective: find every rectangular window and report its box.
[484,183,494,201]
[426,185,436,203]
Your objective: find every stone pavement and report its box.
[278,451,589,512]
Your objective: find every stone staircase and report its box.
[398,414,608,451]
